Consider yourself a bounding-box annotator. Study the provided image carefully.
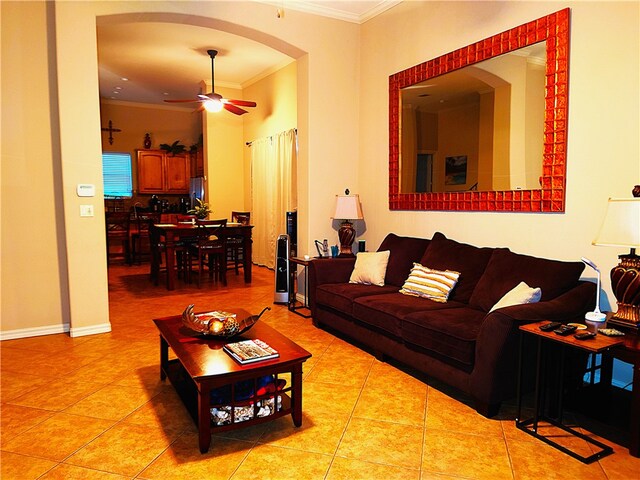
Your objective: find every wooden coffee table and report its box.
[153,311,312,453]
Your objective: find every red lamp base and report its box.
[338,221,356,257]
[608,251,640,329]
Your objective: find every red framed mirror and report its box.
[389,9,570,212]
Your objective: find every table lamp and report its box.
[580,257,607,324]
[332,190,364,257]
[592,196,640,329]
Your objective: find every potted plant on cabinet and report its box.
[188,198,211,219]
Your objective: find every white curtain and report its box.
[251,129,297,268]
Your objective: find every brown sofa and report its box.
[308,232,596,417]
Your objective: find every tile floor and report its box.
[1,263,639,479]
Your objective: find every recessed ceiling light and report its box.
[115,86,122,90]
[163,92,169,96]
[113,91,120,94]
[121,77,128,81]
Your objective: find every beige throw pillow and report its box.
[400,263,460,303]
[489,281,542,312]
[349,251,391,287]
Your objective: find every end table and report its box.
[288,257,312,318]
[516,321,639,462]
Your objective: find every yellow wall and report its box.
[1,1,69,334]
[1,1,638,338]
[359,1,639,311]
[1,1,359,338]
[243,61,298,211]
[203,85,245,220]
[435,103,479,193]
[100,100,201,201]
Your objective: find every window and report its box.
[102,152,132,198]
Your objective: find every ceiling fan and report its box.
[164,49,257,115]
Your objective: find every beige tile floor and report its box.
[2,263,639,479]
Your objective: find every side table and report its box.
[288,257,312,318]
[516,321,630,463]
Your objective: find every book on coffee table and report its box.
[224,339,279,364]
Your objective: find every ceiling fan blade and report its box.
[223,99,257,108]
[164,99,200,103]
[199,93,223,102]
[193,104,205,113]
[223,103,248,115]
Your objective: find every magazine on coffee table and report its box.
[224,339,279,364]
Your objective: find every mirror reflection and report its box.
[400,42,546,194]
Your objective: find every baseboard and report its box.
[69,322,112,338]
[0,323,70,341]
[0,322,112,341]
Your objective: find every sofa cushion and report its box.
[349,251,390,286]
[401,307,486,369]
[419,232,495,303]
[315,283,399,316]
[469,249,585,311]
[352,292,466,337]
[400,263,460,302]
[489,281,541,312]
[378,233,431,287]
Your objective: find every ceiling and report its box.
[97,1,400,107]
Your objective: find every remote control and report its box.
[554,324,577,336]
[598,328,625,337]
[539,321,562,332]
[574,332,596,340]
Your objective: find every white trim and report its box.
[259,1,401,24]
[100,99,194,112]
[0,323,70,341]
[243,58,297,89]
[69,323,112,338]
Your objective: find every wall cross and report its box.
[101,120,122,145]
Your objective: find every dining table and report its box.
[149,222,253,290]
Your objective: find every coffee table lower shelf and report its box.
[162,359,293,434]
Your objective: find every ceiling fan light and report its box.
[203,99,223,113]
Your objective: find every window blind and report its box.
[102,152,133,198]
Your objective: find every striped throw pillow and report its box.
[400,263,460,302]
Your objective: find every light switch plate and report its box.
[80,205,94,217]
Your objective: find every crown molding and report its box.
[258,1,401,24]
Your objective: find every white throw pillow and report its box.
[349,251,391,287]
[489,281,542,312]
[400,263,460,303]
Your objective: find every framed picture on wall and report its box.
[445,156,467,185]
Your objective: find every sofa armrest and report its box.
[307,257,356,312]
[469,281,596,406]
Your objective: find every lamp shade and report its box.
[333,194,364,221]
[593,198,640,248]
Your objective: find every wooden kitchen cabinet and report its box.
[137,150,190,194]
[191,146,204,177]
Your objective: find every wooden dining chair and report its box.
[227,211,250,274]
[187,219,228,288]
[130,211,160,265]
[105,211,131,264]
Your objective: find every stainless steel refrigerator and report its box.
[189,177,205,208]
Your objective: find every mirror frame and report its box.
[389,8,570,212]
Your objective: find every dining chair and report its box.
[147,213,193,285]
[187,219,228,288]
[227,211,251,274]
[130,211,160,265]
[105,211,131,264]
